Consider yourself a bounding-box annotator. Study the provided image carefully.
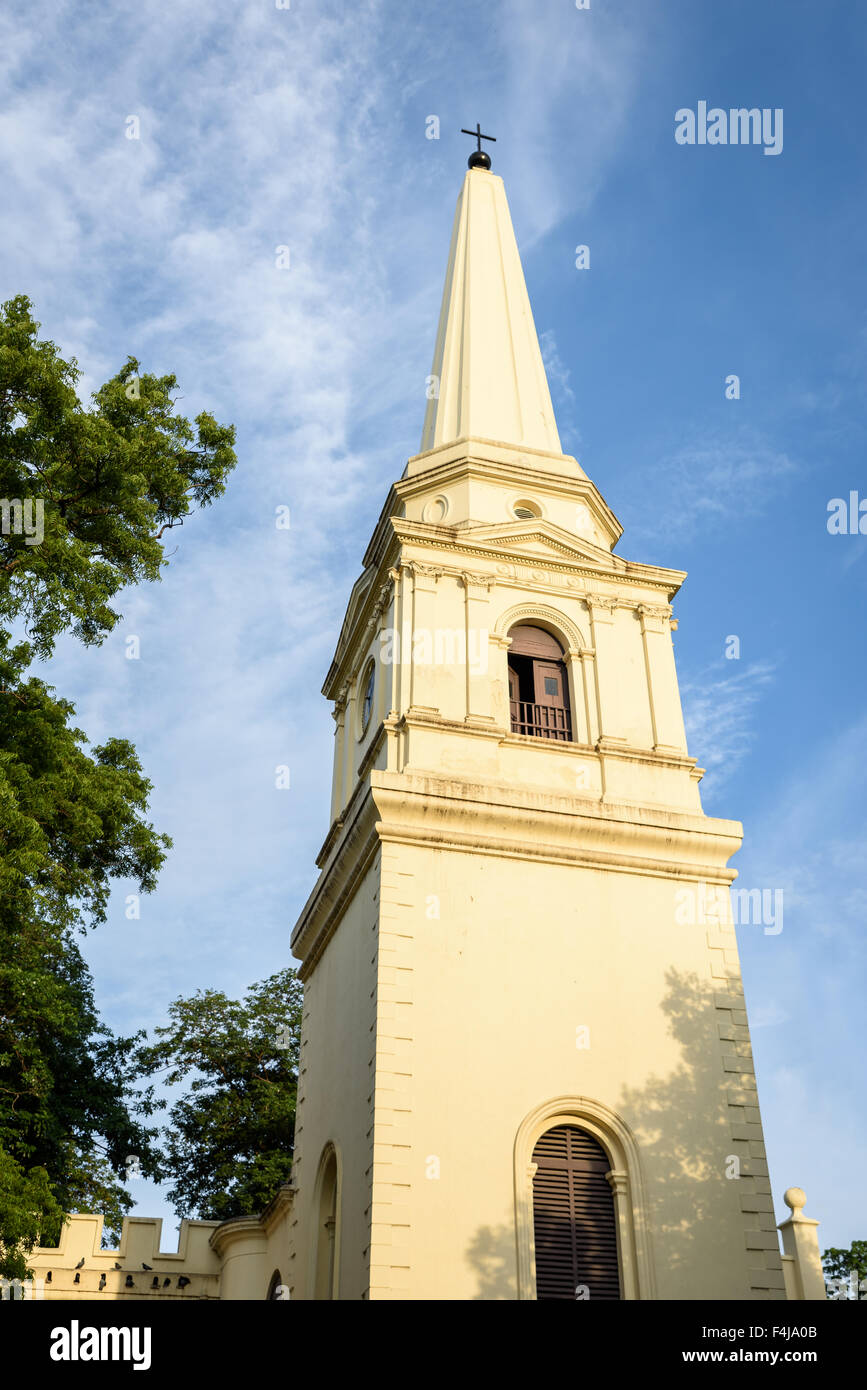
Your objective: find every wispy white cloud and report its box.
[500,0,643,241]
[749,1001,790,1030]
[625,427,798,545]
[681,659,776,795]
[540,328,575,405]
[539,326,581,448]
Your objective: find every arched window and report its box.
[266,1269,287,1300]
[358,660,375,739]
[507,625,571,741]
[313,1148,339,1300]
[532,1124,621,1300]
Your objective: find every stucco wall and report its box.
[287,850,382,1298]
[368,831,780,1299]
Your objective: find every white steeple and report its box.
[420,167,562,456]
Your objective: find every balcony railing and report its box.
[509,700,571,741]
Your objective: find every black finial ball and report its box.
[468,149,491,170]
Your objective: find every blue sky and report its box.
[1,0,864,1254]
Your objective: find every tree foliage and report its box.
[0,296,236,1276]
[0,1149,63,1282]
[823,1241,867,1300]
[0,294,235,657]
[136,970,301,1221]
[0,633,169,1273]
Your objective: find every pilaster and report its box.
[460,571,497,724]
[638,603,688,753]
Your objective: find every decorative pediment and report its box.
[444,520,625,572]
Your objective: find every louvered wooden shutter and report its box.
[532,1124,621,1300]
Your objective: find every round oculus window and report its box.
[513,499,541,520]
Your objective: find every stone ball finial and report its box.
[784,1186,807,1216]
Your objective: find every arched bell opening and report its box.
[507,624,572,741]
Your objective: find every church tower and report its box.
[286,149,784,1301]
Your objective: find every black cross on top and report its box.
[460,122,496,170]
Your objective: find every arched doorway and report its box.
[313,1147,338,1300]
[531,1124,621,1300]
[507,624,572,741]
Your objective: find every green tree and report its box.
[0,635,169,1273]
[0,294,235,658]
[0,1149,63,1282]
[823,1241,867,1300]
[0,297,236,1276]
[136,970,302,1221]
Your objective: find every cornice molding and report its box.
[369,770,742,874]
[383,707,695,773]
[209,1216,267,1258]
[394,517,619,569]
[372,818,739,885]
[292,786,382,973]
[392,528,684,592]
[315,765,371,866]
[260,1185,295,1235]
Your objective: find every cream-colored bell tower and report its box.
[286,154,784,1301]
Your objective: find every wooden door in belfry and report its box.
[532,660,569,738]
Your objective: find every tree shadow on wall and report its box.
[465,969,769,1300]
[617,967,760,1295]
[464,1221,518,1300]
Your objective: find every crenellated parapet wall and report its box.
[15,1187,296,1302]
[24,1213,223,1301]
